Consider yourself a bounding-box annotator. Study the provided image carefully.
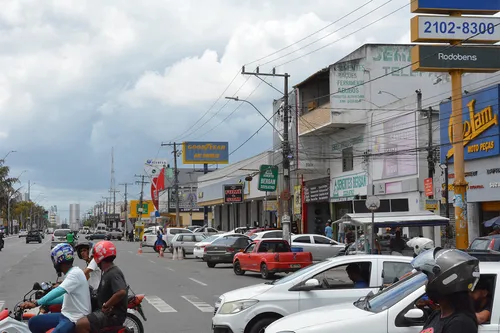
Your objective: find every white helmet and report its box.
[407,237,434,257]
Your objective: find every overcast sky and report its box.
[1,0,413,219]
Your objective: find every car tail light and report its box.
[227,247,234,253]
[489,240,495,250]
[204,247,208,253]
[274,253,280,261]
[52,235,54,241]
[143,236,146,242]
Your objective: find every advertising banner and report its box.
[167,187,202,213]
[304,179,330,203]
[373,112,418,180]
[293,185,302,215]
[411,0,500,15]
[439,84,500,163]
[182,142,229,164]
[151,168,165,210]
[223,184,244,203]
[331,173,368,202]
[424,178,434,197]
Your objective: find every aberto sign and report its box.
[412,45,500,72]
[223,184,244,203]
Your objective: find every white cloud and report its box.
[0,0,412,218]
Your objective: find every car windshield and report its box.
[358,272,427,313]
[269,262,323,285]
[54,230,70,236]
[469,238,492,250]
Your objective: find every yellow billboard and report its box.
[129,200,155,219]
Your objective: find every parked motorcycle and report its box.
[0,281,145,333]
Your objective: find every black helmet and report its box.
[74,242,93,260]
[411,247,480,301]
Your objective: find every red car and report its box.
[233,239,312,279]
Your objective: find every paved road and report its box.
[0,237,276,332]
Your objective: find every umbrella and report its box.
[483,216,500,228]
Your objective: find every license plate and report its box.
[290,264,301,268]
[211,256,220,260]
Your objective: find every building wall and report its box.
[69,204,80,224]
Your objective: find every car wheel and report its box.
[207,262,216,268]
[182,249,186,258]
[260,263,274,279]
[233,260,245,275]
[118,237,122,241]
[248,317,280,333]
[26,241,29,244]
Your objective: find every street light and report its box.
[1,150,17,163]
[378,90,403,101]
[225,96,284,141]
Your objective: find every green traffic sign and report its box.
[137,203,149,215]
[258,165,278,191]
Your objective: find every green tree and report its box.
[0,162,18,225]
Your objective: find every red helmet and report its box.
[92,241,117,264]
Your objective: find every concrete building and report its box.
[196,151,279,231]
[69,203,80,229]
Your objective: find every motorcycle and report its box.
[0,237,4,251]
[0,281,146,333]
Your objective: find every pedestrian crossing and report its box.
[145,295,214,314]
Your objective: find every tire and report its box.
[207,261,216,268]
[248,317,280,333]
[233,260,245,275]
[26,240,29,244]
[182,249,186,258]
[124,312,144,333]
[118,237,122,241]
[38,240,42,243]
[260,263,274,279]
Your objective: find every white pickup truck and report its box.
[265,257,500,333]
[213,254,413,333]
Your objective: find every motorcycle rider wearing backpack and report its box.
[22,243,92,333]
[76,241,128,333]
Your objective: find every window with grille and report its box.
[342,147,354,172]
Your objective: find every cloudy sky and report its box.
[1,0,413,219]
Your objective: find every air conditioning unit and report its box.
[307,101,318,111]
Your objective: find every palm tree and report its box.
[0,163,18,224]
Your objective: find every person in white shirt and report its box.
[22,243,91,333]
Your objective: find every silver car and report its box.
[291,234,345,261]
[170,233,207,257]
[51,229,72,249]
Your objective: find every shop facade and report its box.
[438,83,500,242]
[303,177,330,234]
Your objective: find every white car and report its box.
[250,230,288,240]
[142,227,192,248]
[265,261,499,333]
[193,233,249,259]
[212,255,413,333]
[292,234,345,261]
[18,229,28,237]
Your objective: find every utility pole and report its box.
[135,175,149,226]
[120,182,133,237]
[161,142,181,227]
[241,66,291,244]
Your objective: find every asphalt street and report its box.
[0,236,280,332]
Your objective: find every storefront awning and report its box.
[333,211,449,228]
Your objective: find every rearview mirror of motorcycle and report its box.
[33,282,42,290]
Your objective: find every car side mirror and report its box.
[301,278,320,291]
[404,308,424,320]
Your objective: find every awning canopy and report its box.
[333,211,449,228]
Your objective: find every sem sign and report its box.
[411,0,500,15]
[331,173,367,202]
[439,84,500,163]
[182,141,229,164]
[411,45,500,73]
[411,16,500,44]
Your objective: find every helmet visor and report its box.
[411,248,440,281]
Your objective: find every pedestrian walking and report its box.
[324,221,333,239]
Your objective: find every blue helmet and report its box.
[51,243,74,273]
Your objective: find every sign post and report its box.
[410,0,500,249]
[365,196,380,254]
[258,165,278,192]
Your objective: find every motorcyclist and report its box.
[76,241,128,333]
[0,231,4,249]
[75,242,101,291]
[407,236,434,258]
[22,243,92,333]
[413,248,480,333]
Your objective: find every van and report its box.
[95,224,107,233]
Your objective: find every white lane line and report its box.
[128,251,133,254]
[144,296,177,313]
[0,301,4,309]
[149,260,156,264]
[189,278,207,286]
[182,295,214,313]
[165,267,175,272]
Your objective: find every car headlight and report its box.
[218,299,258,314]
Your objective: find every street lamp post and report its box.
[378,90,403,101]
[1,150,17,163]
[8,186,23,235]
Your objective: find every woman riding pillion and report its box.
[75,242,101,291]
[21,243,92,333]
[413,247,480,333]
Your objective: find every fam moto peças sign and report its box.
[439,84,500,163]
[223,184,244,203]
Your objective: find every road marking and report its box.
[0,301,4,309]
[128,251,133,254]
[145,296,177,313]
[165,267,175,272]
[189,278,207,286]
[182,295,214,313]
[149,260,156,264]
